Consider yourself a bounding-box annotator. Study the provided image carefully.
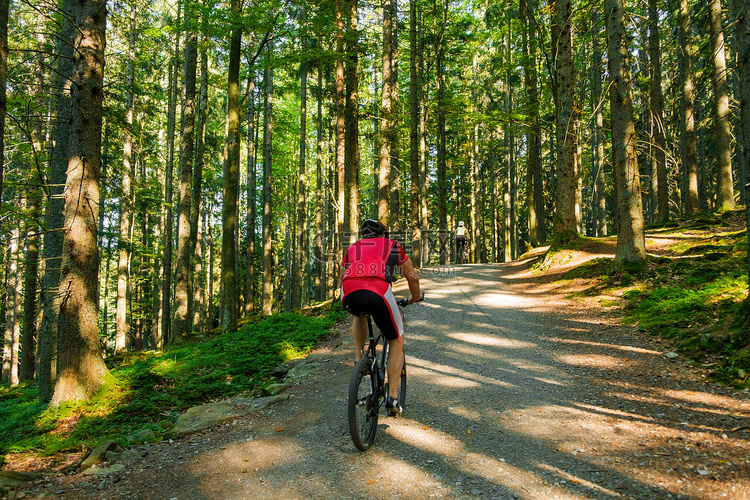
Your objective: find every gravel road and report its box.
[43,259,750,500]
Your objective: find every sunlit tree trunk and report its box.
[554,0,580,242]
[648,0,669,222]
[606,0,646,266]
[409,0,421,267]
[437,0,448,264]
[678,0,699,214]
[116,1,137,353]
[521,0,543,247]
[379,0,393,223]
[173,3,198,340]
[192,25,208,332]
[591,9,607,236]
[293,61,308,310]
[39,0,75,401]
[0,0,7,203]
[733,0,750,310]
[221,0,242,329]
[710,0,735,211]
[388,0,400,233]
[3,226,21,386]
[343,0,360,244]
[245,66,257,315]
[162,1,181,346]
[335,0,345,284]
[52,0,110,405]
[262,40,274,316]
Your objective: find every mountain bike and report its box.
[347,295,423,451]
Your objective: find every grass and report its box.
[556,211,750,387]
[0,305,347,458]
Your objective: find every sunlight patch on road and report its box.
[556,353,637,369]
[448,332,536,348]
[536,463,627,498]
[386,421,559,499]
[550,337,662,355]
[408,356,515,388]
[471,291,525,308]
[656,389,750,417]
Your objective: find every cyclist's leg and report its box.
[352,316,368,360]
[386,336,404,400]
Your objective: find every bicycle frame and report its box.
[364,316,388,408]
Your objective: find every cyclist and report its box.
[455,221,468,264]
[340,219,421,416]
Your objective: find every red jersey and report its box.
[342,237,409,283]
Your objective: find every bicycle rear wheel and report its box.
[348,356,379,451]
[397,363,407,410]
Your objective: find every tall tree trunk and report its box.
[418,6,429,264]
[39,0,75,401]
[0,0,7,204]
[192,25,208,331]
[710,0,735,211]
[294,62,308,310]
[409,0,421,267]
[314,67,325,300]
[4,226,21,385]
[245,67,257,315]
[221,0,242,329]
[379,0,393,223]
[343,0,360,244]
[116,1,137,354]
[388,0,400,233]
[335,0,345,285]
[734,0,750,307]
[52,0,110,405]
[554,0,580,242]
[162,1,181,346]
[648,0,669,222]
[437,0,448,264]
[173,6,198,340]
[261,41,274,316]
[591,9,607,236]
[521,0,543,247]
[20,14,45,381]
[678,0,699,214]
[606,0,646,266]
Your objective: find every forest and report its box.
[1,0,750,406]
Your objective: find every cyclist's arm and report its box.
[401,258,421,304]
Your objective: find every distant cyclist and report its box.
[340,219,421,416]
[455,221,468,264]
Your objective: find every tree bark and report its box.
[409,0,421,267]
[162,1,182,346]
[245,63,257,315]
[606,0,646,266]
[343,0,360,245]
[678,0,699,214]
[173,5,198,340]
[437,0,448,264]
[116,1,137,353]
[52,0,110,405]
[648,0,669,222]
[294,61,308,310]
[39,0,75,401]
[709,0,735,211]
[262,40,274,316]
[379,0,393,224]
[591,8,607,236]
[221,0,242,329]
[3,226,21,386]
[0,0,8,203]
[553,0,580,242]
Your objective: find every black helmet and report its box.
[361,219,388,238]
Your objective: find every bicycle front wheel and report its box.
[348,356,379,451]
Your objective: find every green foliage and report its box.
[0,308,345,456]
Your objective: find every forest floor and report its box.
[7,228,750,499]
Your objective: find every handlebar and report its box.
[397,293,425,308]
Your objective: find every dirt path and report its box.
[42,257,750,499]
